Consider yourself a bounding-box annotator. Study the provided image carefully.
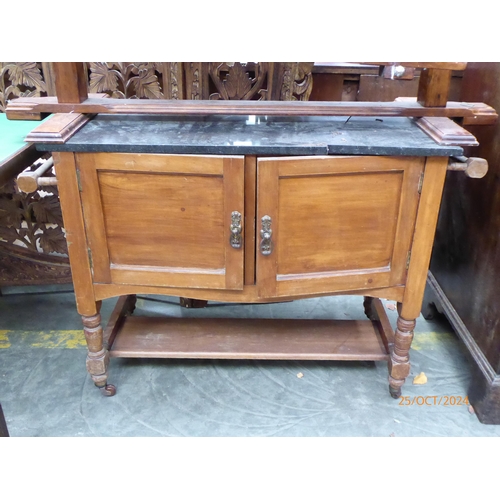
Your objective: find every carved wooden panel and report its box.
[87,62,183,100]
[0,62,50,112]
[199,62,314,101]
[64,62,315,102]
[184,62,208,100]
[275,62,314,101]
[0,162,71,286]
[207,62,272,100]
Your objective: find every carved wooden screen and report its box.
[0,62,54,112]
[86,62,184,100]
[84,62,314,101]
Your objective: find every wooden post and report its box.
[417,68,451,107]
[53,62,88,103]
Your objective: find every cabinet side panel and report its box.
[53,152,96,315]
[77,154,112,283]
[389,158,425,284]
[401,156,448,320]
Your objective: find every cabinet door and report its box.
[77,153,245,290]
[256,156,424,298]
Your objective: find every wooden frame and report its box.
[6,95,498,123]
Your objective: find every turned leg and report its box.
[82,313,116,397]
[388,316,416,398]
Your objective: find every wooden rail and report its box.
[6,95,498,124]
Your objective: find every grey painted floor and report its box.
[1,285,499,437]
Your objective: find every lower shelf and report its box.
[108,315,390,361]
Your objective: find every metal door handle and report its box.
[230,211,242,249]
[260,215,273,255]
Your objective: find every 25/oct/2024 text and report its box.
[399,396,469,406]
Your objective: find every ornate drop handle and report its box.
[260,215,273,256]
[230,211,243,249]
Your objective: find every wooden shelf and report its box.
[108,315,389,361]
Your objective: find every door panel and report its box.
[256,156,424,298]
[77,153,245,290]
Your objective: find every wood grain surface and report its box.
[109,316,389,360]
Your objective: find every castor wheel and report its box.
[389,385,401,399]
[99,384,117,397]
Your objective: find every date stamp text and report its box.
[399,396,469,406]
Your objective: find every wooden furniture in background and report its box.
[311,63,463,103]
[0,403,9,437]
[424,63,500,424]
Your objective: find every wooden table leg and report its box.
[82,312,116,396]
[388,316,415,398]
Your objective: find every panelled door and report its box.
[77,153,245,290]
[256,156,425,298]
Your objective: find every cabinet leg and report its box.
[363,296,376,320]
[388,316,415,398]
[82,313,116,397]
[129,294,137,315]
[180,297,208,308]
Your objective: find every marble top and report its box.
[36,114,463,157]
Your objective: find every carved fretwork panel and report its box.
[86,62,184,100]
[80,62,314,102]
[184,62,208,100]
[207,62,272,100]
[0,62,52,112]
[0,162,71,285]
[186,62,314,101]
[275,62,314,101]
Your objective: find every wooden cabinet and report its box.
[8,61,496,406]
[51,142,450,399]
[73,152,425,299]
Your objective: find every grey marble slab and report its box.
[36,114,463,157]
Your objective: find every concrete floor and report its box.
[1,284,499,437]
